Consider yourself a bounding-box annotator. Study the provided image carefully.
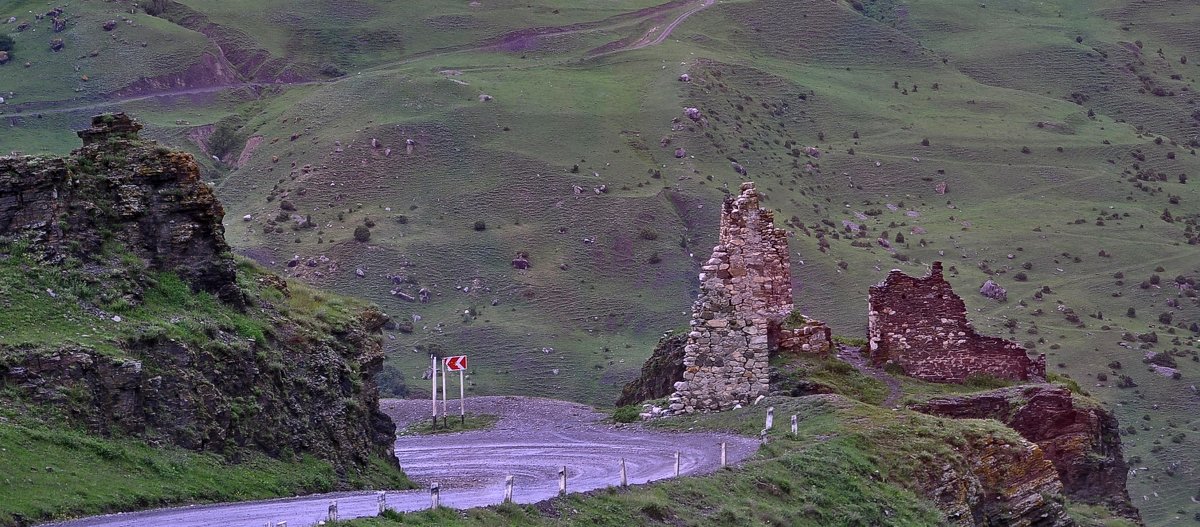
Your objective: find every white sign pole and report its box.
[430,355,437,427]
[441,358,448,427]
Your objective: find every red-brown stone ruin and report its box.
[868,262,1046,383]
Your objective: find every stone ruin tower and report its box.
[668,182,806,413]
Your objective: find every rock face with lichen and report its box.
[868,262,1045,383]
[667,182,830,413]
[615,333,687,407]
[924,429,1072,527]
[0,114,401,480]
[1,113,242,305]
[912,385,1143,524]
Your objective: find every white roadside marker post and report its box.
[377,492,387,514]
[430,355,438,428]
[720,442,727,467]
[327,500,338,522]
[430,482,440,509]
[674,451,680,477]
[504,475,514,503]
[760,429,768,444]
[765,406,774,430]
[791,414,798,435]
[558,466,567,495]
[619,458,628,487]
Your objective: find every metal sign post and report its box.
[430,355,437,428]
[444,355,469,425]
[441,358,448,428]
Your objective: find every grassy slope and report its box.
[0,249,412,525]
[0,422,402,527]
[2,0,1199,523]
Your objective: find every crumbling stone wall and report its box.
[868,262,1045,383]
[669,182,829,413]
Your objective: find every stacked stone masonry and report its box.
[868,262,1046,383]
[668,182,830,413]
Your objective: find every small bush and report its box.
[638,227,659,240]
[318,63,346,77]
[473,220,487,231]
[0,35,14,53]
[353,226,371,242]
[612,405,640,423]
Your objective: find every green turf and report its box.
[3,0,1200,523]
[0,420,403,527]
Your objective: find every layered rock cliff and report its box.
[912,385,1143,524]
[0,114,400,479]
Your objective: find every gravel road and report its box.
[43,397,758,527]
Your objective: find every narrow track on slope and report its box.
[835,345,903,408]
[3,0,715,121]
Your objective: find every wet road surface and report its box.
[44,397,757,527]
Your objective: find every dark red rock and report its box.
[912,385,1142,524]
[867,262,1045,383]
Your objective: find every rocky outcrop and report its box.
[912,385,1142,524]
[867,262,1045,383]
[0,114,242,305]
[924,430,1072,527]
[0,114,399,478]
[669,182,831,413]
[1,308,396,473]
[615,333,686,407]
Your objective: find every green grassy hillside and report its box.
[2,0,1198,523]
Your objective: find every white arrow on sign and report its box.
[444,355,468,371]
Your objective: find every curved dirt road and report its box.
[44,397,757,527]
[628,0,715,50]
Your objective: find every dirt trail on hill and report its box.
[836,345,904,408]
[3,0,712,121]
[44,397,758,527]
[629,0,715,50]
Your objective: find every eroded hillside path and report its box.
[44,397,757,527]
[4,0,714,120]
[836,345,904,408]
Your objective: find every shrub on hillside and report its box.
[612,405,640,423]
[353,225,371,242]
[0,35,14,53]
[473,220,486,231]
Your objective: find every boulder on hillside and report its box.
[103,20,117,31]
[511,253,530,270]
[0,51,9,65]
[49,38,64,51]
[980,279,1007,301]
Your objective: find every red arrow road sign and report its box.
[444,355,468,371]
